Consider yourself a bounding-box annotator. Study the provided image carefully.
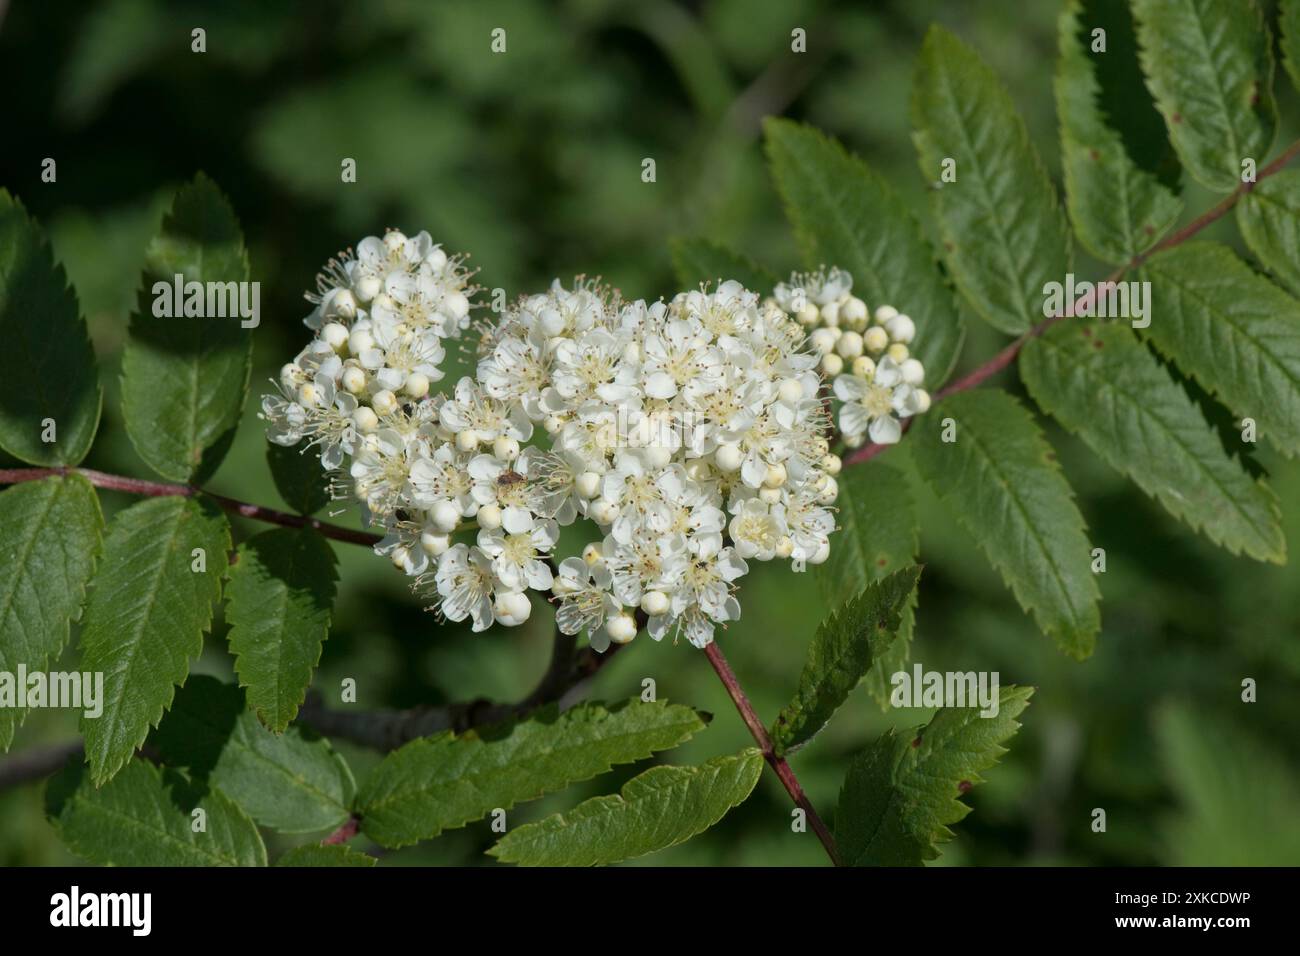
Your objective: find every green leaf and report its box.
[835,686,1032,866]
[488,748,763,866]
[773,566,921,755]
[121,173,252,482]
[1137,242,1300,458]
[225,527,338,732]
[1282,0,1300,95]
[668,237,777,294]
[46,758,266,867]
[1132,0,1276,192]
[1020,319,1284,562]
[358,700,706,848]
[152,676,355,834]
[275,844,376,867]
[909,389,1101,658]
[764,119,965,383]
[815,460,920,710]
[1236,169,1300,297]
[0,476,103,750]
[79,495,231,784]
[0,190,102,466]
[911,26,1071,335]
[267,440,332,515]
[1056,0,1183,262]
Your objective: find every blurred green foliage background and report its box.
[2,0,1298,866]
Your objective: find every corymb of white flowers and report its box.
[263,230,929,651]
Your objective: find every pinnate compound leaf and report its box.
[152,676,355,834]
[46,757,266,866]
[0,476,103,751]
[266,440,332,515]
[225,527,338,732]
[1236,170,1300,297]
[764,118,964,383]
[121,173,252,482]
[1137,242,1300,458]
[276,844,376,867]
[488,748,763,866]
[668,237,777,295]
[774,566,921,755]
[1020,319,1284,562]
[909,389,1100,659]
[358,700,706,848]
[79,495,231,784]
[835,686,1032,866]
[0,190,102,466]
[1132,0,1276,192]
[1056,0,1182,263]
[911,26,1071,336]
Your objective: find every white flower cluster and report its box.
[264,232,932,651]
[772,267,930,447]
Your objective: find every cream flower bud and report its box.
[341,367,367,394]
[425,247,448,272]
[915,388,932,413]
[493,436,520,461]
[835,330,864,359]
[852,356,876,379]
[820,301,841,326]
[477,503,502,530]
[842,296,868,324]
[544,414,565,434]
[874,305,899,324]
[371,389,399,415]
[355,276,381,303]
[445,291,470,320]
[322,322,350,351]
[763,462,787,488]
[817,476,838,505]
[715,444,744,472]
[810,328,837,354]
[886,314,916,344]
[778,378,804,403]
[420,531,450,556]
[353,406,379,433]
[900,358,926,386]
[887,343,910,363]
[640,590,670,616]
[844,432,864,448]
[576,471,601,498]
[809,540,831,565]
[329,289,358,320]
[797,303,820,326]
[607,613,637,644]
[823,453,842,475]
[775,536,795,559]
[821,353,844,376]
[348,328,375,355]
[494,591,532,626]
[589,499,618,525]
[863,326,889,353]
[431,500,461,533]
[404,373,430,398]
[454,428,479,452]
[759,486,783,504]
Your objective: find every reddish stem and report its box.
[704,641,842,866]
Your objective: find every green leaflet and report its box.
[909,389,1101,659]
[266,440,333,515]
[0,476,103,750]
[835,686,1032,866]
[1155,704,1300,866]
[225,527,338,732]
[0,190,102,466]
[1020,319,1284,562]
[815,460,920,710]
[488,748,764,866]
[1132,0,1276,192]
[1138,242,1300,458]
[773,566,921,755]
[668,236,777,294]
[275,844,376,867]
[79,495,231,784]
[46,758,266,867]
[911,26,1071,336]
[358,700,707,848]
[764,118,964,384]
[1237,170,1300,297]
[1056,0,1183,263]
[121,173,252,482]
[1283,0,1300,95]
[151,676,355,834]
